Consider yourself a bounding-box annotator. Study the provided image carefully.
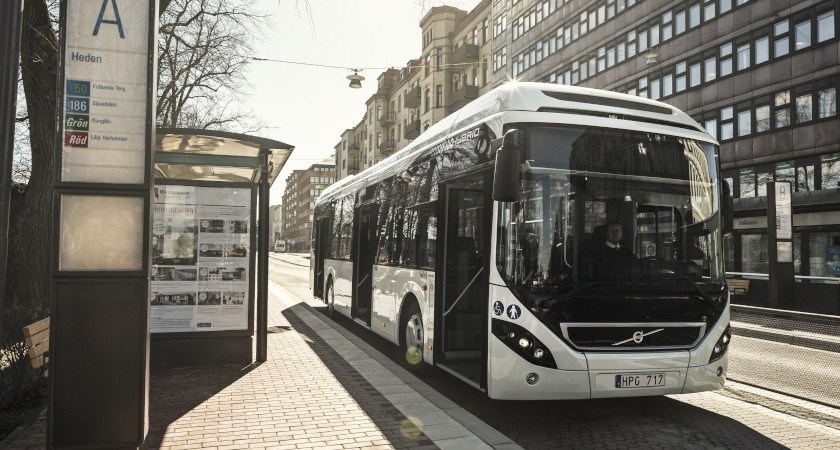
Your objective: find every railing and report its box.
[447,85,479,112]
[726,272,840,315]
[404,86,421,109]
[404,119,421,140]
[378,111,397,126]
[451,43,479,65]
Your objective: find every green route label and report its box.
[65,114,90,131]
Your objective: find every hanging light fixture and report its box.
[347,69,364,89]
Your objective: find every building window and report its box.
[755,104,770,132]
[705,118,718,140]
[797,162,815,191]
[737,109,751,136]
[775,20,790,57]
[755,35,770,64]
[424,87,430,112]
[741,234,768,273]
[704,56,717,81]
[676,61,687,92]
[663,73,673,97]
[720,43,733,76]
[821,153,840,190]
[818,87,837,118]
[689,4,701,28]
[719,0,732,15]
[690,62,701,87]
[736,43,750,70]
[775,90,791,127]
[739,167,755,198]
[721,106,734,140]
[436,85,443,107]
[796,93,812,123]
[795,20,811,50]
[675,10,686,35]
[704,1,716,21]
[818,11,835,43]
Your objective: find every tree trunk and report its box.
[3,0,56,337]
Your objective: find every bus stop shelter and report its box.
[152,127,293,366]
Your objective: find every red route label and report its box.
[64,131,89,148]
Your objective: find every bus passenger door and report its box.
[436,171,491,390]
[312,217,329,299]
[352,203,376,325]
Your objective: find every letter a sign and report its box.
[60,0,152,184]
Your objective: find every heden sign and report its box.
[61,0,150,184]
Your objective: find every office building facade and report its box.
[334,0,839,277]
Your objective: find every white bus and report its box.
[311,82,732,400]
[274,240,286,253]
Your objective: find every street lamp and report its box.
[347,69,364,89]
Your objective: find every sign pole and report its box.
[0,0,23,322]
[767,181,795,310]
[50,0,156,446]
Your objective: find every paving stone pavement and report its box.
[0,278,518,450]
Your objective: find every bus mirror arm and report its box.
[722,179,733,236]
[492,129,522,202]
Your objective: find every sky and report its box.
[246,0,482,205]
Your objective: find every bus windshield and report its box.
[497,125,725,303]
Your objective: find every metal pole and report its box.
[0,0,24,320]
[256,150,270,362]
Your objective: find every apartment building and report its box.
[281,158,336,252]
[335,0,495,180]
[335,0,839,277]
[269,204,283,248]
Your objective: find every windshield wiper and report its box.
[536,282,622,309]
[653,274,721,308]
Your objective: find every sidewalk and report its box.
[1,271,519,449]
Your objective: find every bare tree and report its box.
[157,0,267,131]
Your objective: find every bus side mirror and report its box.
[492,129,522,202]
[722,179,733,236]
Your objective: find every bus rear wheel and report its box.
[399,301,425,370]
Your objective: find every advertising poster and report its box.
[151,185,251,333]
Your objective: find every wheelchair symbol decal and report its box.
[493,301,504,316]
[507,305,521,320]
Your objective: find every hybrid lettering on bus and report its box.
[311,82,732,400]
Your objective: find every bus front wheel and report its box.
[399,301,425,370]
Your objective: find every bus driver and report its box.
[595,222,635,278]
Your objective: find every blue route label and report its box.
[66,80,90,97]
[65,97,89,114]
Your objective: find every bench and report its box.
[22,317,50,376]
[727,278,750,295]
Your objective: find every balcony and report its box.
[347,142,360,154]
[404,119,421,140]
[347,159,361,174]
[378,111,397,126]
[447,85,479,112]
[451,43,479,65]
[380,138,396,154]
[404,86,421,109]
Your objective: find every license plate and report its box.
[615,373,666,388]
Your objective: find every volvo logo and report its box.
[613,328,665,346]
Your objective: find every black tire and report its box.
[399,300,425,370]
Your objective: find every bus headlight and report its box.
[492,319,557,369]
[709,325,732,363]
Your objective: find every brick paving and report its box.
[1,286,508,449]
